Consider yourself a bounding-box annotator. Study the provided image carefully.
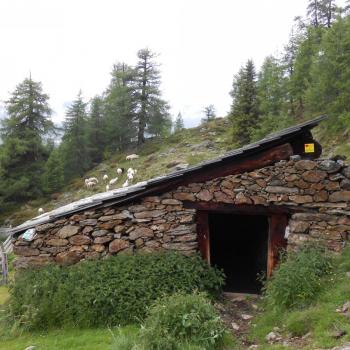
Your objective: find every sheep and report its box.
[122,179,129,188]
[126,154,139,161]
[117,168,124,175]
[105,184,110,191]
[87,177,98,184]
[109,177,118,185]
[103,174,109,182]
[38,208,44,215]
[127,173,134,181]
[86,181,96,189]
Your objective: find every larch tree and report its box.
[0,76,53,204]
[174,112,185,132]
[229,60,259,146]
[134,48,169,144]
[61,92,91,181]
[201,105,216,123]
[307,0,322,27]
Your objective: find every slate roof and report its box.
[11,115,327,235]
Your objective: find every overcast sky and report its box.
[0,0,323,127]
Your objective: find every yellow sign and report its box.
[304,143,315,153]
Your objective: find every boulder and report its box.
[318,159,342,173]
[58,225,79,239]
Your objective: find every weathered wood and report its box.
[196,211,210,264]
[267,215,288,278]
[0,247,8,285]
[183,201,309,215]
[181,143,294,185]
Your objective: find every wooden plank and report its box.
[196,211,210,264]
[267,214,288,278]
[183,202,305,215]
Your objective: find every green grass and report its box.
[0,285,9,305]
[250,246,350,349]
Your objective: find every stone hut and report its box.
[11,116,350,293]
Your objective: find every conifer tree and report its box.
[201,105,216,123]
[42,147,64,193]
[307,0,321,27]
[0,77,53,204]
[61,92,90,181]
[134,48,169,144]
[174,112,185,132]
[229,60,259,146]
[104,63,137,151]
[87,95,106,164]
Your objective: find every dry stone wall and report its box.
[13,157,350,268]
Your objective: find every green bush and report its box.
[8,252,224,330]
[262,246,333,310]
[139,292,227,350]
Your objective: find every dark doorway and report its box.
[209,213,269,294]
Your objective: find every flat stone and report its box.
[196,189,213,201]
[99,211,132,221]
[173,192,195,201]
[55,251,81,266]
[46,238,69,246]
[134,210,165,219]
[79,219,97,226]
[92,230,108,237]
[302,170,327,183]
[342,167,350,179]
[13,246,40,256]
[109,239,129,253]
[93,236,112,244]
[289,220,309,233]
[129,227,154,240]
[173,233,197,242]
[341,179,350,190]
[163,242,198,251]
[84,251,100,260]
[292,213,332,221]
[313,191,328,202]
[161,199,182,205]
[99,221,119,230]
[318,159,342,173]
[13,256,53,269]
[82,226,94,234]
[265,186,299,194]
[251,196,267,205]
[36,223,55,232]
[129,204,148,212]
[295,160,317,170]
[289,195,313,204]
[58,225,79,239]
[69,235,91,245]
[329,191,350,202]
[91,244,105,252]
[235,192,252,204]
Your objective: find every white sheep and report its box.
[38,208,44,214]
[117,168,124,175]
[126,154,139,161]
[87,177,98,184]
[127,173,134,181]
[105,184,110,191]
[86,181,96,189]
[103,174,109,182]
[122,179,129,188]
[109,177,118,185]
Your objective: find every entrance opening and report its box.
[209,213,269,294]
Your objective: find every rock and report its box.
[166,160,182,168]
[173,192,195,201]
[69,235,91,245]
[289,220,309,233]
[342,167,350,179]
[82,226,94,234]
[99,211,132,221]
[55,251,81,266]
[290,155,301,161]
[134,210,165,219]
[161,199,182,205]
[93,236,112,244]
[191,140,214,151]
[235,192,252,204]
[329,191,350,202]
[13,246,40,256]
[231,322,240,330]
[302,170,327,183]
[248,346,259,350]
[318,159,342,173]
[341,179,350,190]
[340,301,350,313]
[314,191,328,202]
[92,230,108,237]
[295,160,317,170]
[13,256,53,269]
[46,238,69,246]
[129,227,154,240]
[58,225,79,239]
[333,330,346,339]
[196,189,213,201]
[266,331,278,342]
[289,195,313,204]
[79,219,98,226]
[109,239,129,253]
[36,223,55,232]
[173,163,189,171]
[265,186,298,194]
[241,314,253,320]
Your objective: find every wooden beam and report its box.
[183,201,308,215]
[181,143,293,185]
[267,214,288,278]
[196,211,210,264]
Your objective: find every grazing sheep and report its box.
[127,173,134,181]
[126,154,139,161]
[117,168,124,175]
[109,177,118,185]
[122,179,129,188]
[86,181,96,189]
[103,174,109,182]
[38,208,44,214]
[87,177,99,184]
[105,184,110,191]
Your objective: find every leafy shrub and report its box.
[139,292,227,350]
[262,246,333,310]
[8,252,224,330]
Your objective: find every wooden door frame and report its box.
[195,207,288,278]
